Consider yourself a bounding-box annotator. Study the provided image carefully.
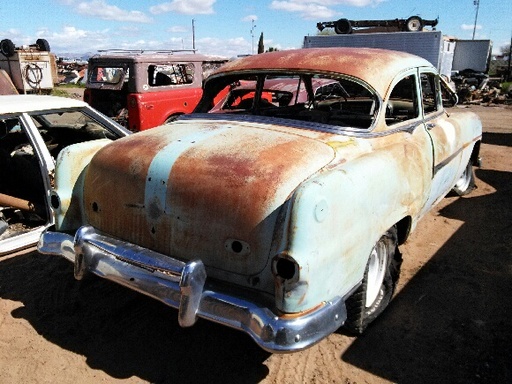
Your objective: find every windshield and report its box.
[198,72,379,130]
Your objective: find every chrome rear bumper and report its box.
[38,226,346,353]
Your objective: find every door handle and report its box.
[426,123,436,130]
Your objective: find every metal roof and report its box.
[89,51,227,64]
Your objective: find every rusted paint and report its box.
[84,121,335,276]
[63,48,482,315]
[212,48,433,98]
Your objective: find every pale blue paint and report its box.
[144,128,227,219]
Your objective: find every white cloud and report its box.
[26,26,114,53]
[168,26,189,33]
[75,0,152,23]
[241,15,258,22]
[461,24,482,31]
[270,1,338,20]
[277,0,383,6]
[269,0,385,19]
[150,0,216,15]
[192,36,251,57]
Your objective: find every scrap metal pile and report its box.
[453,71,511,105]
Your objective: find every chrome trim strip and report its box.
[38,226,347,352]
[433,147,464,176]
[433,137,480,176]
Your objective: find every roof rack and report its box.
[96,49,197,55]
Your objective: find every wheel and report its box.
[452,160,476,196]
[334,19,352,34]
[0,39,15,57]
[343,226,402,335]
[405,16,423,32]
[164,114,181,124]
[35,38,51,52]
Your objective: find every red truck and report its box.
[84,50,227,131]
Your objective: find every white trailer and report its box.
[303,31,491,80]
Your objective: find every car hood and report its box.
[83,118,336,276]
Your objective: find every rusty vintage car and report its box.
[38,48,482,352]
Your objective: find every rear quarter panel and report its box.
[277,127,434,312]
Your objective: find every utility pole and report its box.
[507,33,512,81]
[472,0,480,40]
[250,19,256,55]
[192,19,196,51]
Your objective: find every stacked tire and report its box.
[0,38,50,57]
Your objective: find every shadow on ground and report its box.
[0,253,270,383]
[482,132,512,147]
[1,134,511,383]
[342,168,512,383]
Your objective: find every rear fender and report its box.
[53,139,113,231]
[277,150,426,313]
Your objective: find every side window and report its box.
[386,75,419,126]
[148,64,194,87]
[420,72,439,114]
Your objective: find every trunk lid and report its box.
[83,118,335,276]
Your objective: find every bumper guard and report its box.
[38,226,346,352]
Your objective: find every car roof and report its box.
[0,95,88,115]
[210,47,435,97]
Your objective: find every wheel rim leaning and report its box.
[365,242,387,307]
[454,165,470,192]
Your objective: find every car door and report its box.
[0,113,54,255]
[419,70,466,209]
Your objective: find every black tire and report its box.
[36,38,51,52]
[164,114,181,124]
[343,226,402,335]
[0,39,16,57]
[405,16,423,32]
[451,160,476,196]
[334,18,352,34]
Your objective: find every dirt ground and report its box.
[0,104,511,384]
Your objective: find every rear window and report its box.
[202,73,378,130]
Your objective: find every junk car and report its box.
[38,48,482,352]
[84,50,227,132]
[0,95,129,255]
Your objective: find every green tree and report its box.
[258,32,264,54]
[500,44,511,57]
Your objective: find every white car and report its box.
[0,95,129,255]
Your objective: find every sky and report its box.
[0,0,510,59]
